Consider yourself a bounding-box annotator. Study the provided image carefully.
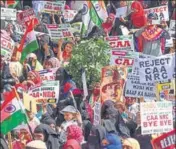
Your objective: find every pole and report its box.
[7,132,13,149]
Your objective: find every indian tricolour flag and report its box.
[82,0,108,36]
[0,89,28,135]
[5,0,20,8]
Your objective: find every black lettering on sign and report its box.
[146,74,152,81]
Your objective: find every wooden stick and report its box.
[7,132,13,149]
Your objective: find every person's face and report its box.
[107,16,114,23]
[75,36,81,42]
[34,133,45,141]
[123,145,133,149]
[27,112,34,120]
[64,43,73,53]
[27,73,35,81]
[44,61,52,69]
[64,112,74,121]
[66,146,74,149]
[49,124,56,131]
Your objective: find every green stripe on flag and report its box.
[1,110,27,135]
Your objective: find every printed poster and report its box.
[140,101,173,135]
[169,20,176,39]
[105,35,134,51]
[63,10,78,23]
[100,65,128,103]
[38,68,58,81]
[1,8,17,20]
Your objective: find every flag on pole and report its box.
[6,0,20,8]
[0,89,28,135]
[82,0,108,36]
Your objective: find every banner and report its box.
[144,5,169,21]
[38,68,58,81]
[140,101,173,135]
[17,8,39,27]
[100,65,128,102]
[46,24,74,41]
[1,34,15,61]
[93,102,101,126]
[169,20,176,39]
[71,22,83,33]
[105,35,134,51]
[63,10,78,23]
[151,129,176,149]
[1,8,17,20]
[28,81,60,104]
[137,54,175,83]
[125,74,156,100]
[41,1,65,14]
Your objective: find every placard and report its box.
[137,54,175,83]
[46,24,74,41]
[38,68,58,81]
[93,102,101,126]
[144,5,169,21]
[28,81,60,104]
[116,6,128,18]
[71,22,83,33]
[151,129,176,149]
[140,101,173,135]
[125,74,156,100]
[105,35,134,51]
[63,10,78,23]
[169,20,176,39]
[1,8,17,20]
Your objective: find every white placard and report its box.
[1,8,17,20]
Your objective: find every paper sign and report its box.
[71,22,83,33]
[116,6,128,18]
[125,74,156,100]
[93,102,101,126]
[63,10,78,23]
[144,5,169,21]
[28,81,60,104]
[151,129,176,149]
[105,35,134,51]
[38,68,58,81]
[140,101,173,135]
[169,20,176,39]
[137,54,175,83]
[1,8,17,20]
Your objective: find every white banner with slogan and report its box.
[1,8,17,20]
[140,101,173,135]
[38,68,58,81]
[63,10,78,23]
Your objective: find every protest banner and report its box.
[151,129,176,149]
[105,35,134,51]
[1,34,15,61]
[41,1,65,14]
[93,102,101,126]
[38,68,58,81]
[169,20,176,39]
[1,8,17,20]
[140,101,173,135]
[63,10,78,23]
[137,54,175,83]
[125,74,156,100]
[144,5,169,21]
[71,22,83,33]
[17,8,39,27]
[46,24,74,41]
[28,81,60,104]
[100,65,128,103]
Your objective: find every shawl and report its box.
[102,13,115,34]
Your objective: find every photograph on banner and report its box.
[63,10,78,23]
[46,24,74,42]
[100,65,128,103]
[28,81,60,104]
[125,74,156,100]
[136,54,175,83]
[1,7,17,20]
[93,102,101,126]
[140,101,173,135]
[144,5,169,22]
[151,129,176,149]
[169,20,176,39]
[38,67,59,81]
[105,35,135,51]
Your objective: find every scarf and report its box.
[102,13,115,34]
[48,57,60,68]
[64,139,81,149]
[131,1,147,28]
[27,70,42,85]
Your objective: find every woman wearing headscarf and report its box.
[43,57,60,69]
[63,139,81,149]
[34,124,61,149]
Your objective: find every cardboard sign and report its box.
[17,8,38,26]
[46,24,73,41]
[1,34,15,61]
[144,5,169,21]
[105,35,134,51]
[28,81,60,104]
[93,102,101,126]
[42,1,65,14]
[137,54,175,83]
[151,129,176,149]
[38,68,58,81]
[63,10,78,23]
[140,101,173,135]
[169,20,176,39]
[1,8,17,20]
[125,74,156,100]
[100,65,128,102]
